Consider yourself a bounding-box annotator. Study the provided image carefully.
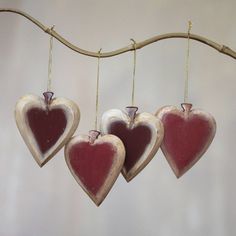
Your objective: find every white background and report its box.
[0,0,236,235]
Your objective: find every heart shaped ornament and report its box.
[101,106,164,182]
[15,92,80,167]
[156,103,216,178]
[65,130,125,206]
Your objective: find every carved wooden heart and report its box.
[101,106,164,182]
[65,130,125,206]
[156,103,216,178]
[15,92,80,167]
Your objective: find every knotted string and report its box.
[130,39,137,106]
[94,48,102,130]
[184,21,192,103]
[47,25,55,92]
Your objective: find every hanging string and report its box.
[47,25,55,92]
[184,21,192,103]
[130,39,137,106]
[94,48,102,130]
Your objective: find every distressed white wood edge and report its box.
[156,105,217,178]
[64,133,125,206]
[15,94,80,167]
[101,109,164,182]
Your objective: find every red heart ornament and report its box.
[15,92,80,167]
[65,130,125,206]
[156,103,216,178]
[101,107,164,182]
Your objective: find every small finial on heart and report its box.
[181,103,192,113]
[89,130,100,144]
[125,106,138,126]
[43,91,54,105]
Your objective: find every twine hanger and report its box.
[184,21,192,103]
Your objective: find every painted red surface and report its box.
[108,121,151,173]
[69,141,115,196]
[27,108,67,154]
[161,112,213,176]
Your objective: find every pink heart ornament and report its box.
[156,103,216,178]
[15,92,80,167]
[65,130,125,206]
[101,106,164,182]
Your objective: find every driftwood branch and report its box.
[0,8,236,59]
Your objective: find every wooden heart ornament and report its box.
[101,106,164,182]
[156,103,216,178]
[65,130,125,206]
[15,92,80,167]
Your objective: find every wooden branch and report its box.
[0,8,236,60]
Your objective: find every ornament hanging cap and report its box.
[43,91,54,105]
[126,106,138,123]
[181,103,192,113]
[89,130,100,144]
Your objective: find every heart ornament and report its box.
[156,103,216,178]
[15,92,80,167]
[101,106,164,182]
[65,130,125,206]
